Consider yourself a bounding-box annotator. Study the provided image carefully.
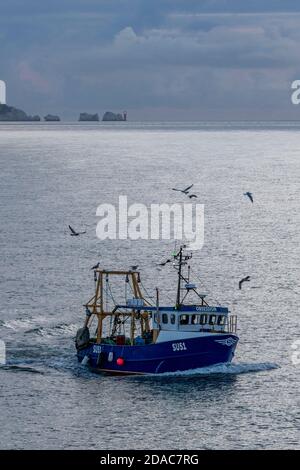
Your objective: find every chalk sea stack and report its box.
[0,104,40,121]
[79,112,99,122]
[44,114,60,122]
[102,111,127,121]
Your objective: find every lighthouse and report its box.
[0,80,6,104]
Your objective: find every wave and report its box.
[0,364,44,374]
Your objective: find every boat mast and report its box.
[84,269,152,344]
[176,246,183,309]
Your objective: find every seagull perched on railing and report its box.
[244,192,253,203]
[68,225,86,236]
[239,276,251,290]
[91,262,100,270]
[172,184,193,194]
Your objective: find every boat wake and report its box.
[24,323,79,338]
[0,318,39,330]
[153,362,279,377]
[1,318,79,338]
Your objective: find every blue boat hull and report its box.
[77,334,238,375]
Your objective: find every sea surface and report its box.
[0,121,299,449]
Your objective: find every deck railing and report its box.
[191,315,237,334]
[227,315,238,333]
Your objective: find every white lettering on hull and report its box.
[172,342,187,352]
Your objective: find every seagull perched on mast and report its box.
[172,184,193,194]
[158,259,172,266]
[239,276,251,290]
[244,192,253,203]
[68,225,86,236]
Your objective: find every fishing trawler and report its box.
[75,246,238,375]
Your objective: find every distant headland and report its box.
[102,111,127,121]
[44,114,60,122]
[0,104,40,122]
[0,80,128,123]
[79,112,99,122]
[0,105,128,122]
[79,111,127,122]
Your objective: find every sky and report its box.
[1,0,300,120]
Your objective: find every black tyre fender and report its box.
[75,327,90,350]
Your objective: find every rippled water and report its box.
[0,122,299,449]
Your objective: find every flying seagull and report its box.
[68,225,86,236]
[158,259,172,266]
[188,194,198,199]
[172,184,193,194]
[239,276,251,290]
[91,262,100,270]
[244,192,253,203]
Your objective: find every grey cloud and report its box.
[1,1,300,119]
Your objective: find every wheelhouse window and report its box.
[217,315,225,325]
[200,314,208,325]
[209,315,216,325]
[170,314,176,324]
[179,314,189,325]
[162,313,168,324]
